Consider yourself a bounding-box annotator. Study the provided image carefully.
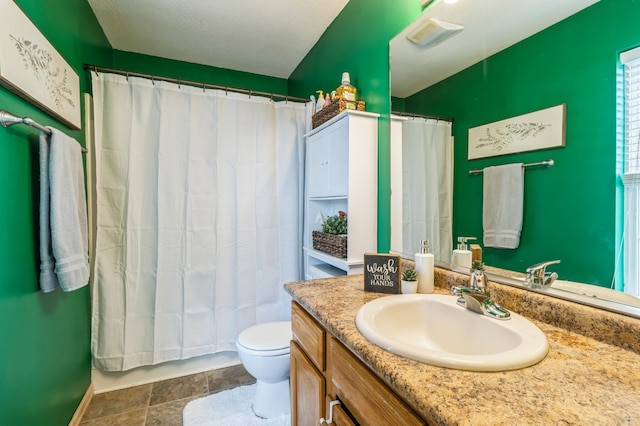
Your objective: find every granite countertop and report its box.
[285,272,640,425]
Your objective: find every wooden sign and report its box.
[364,253,401,294]
[0,1,81,129]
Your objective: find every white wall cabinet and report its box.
[303,110,379,278]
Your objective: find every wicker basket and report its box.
[312,231,348,258]
[312,99,366,129]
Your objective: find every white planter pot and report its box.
[401,280,418,294]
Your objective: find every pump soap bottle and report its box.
[452,237,476,269]
[315,90,325,112]
[415,239,434,294]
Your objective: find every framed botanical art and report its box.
[0,1,81,129]
[468,104,566,160]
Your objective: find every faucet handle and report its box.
[456,292,511,320]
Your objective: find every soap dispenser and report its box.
[315,90,325,111]
[452,237,476,270]
[415,239,434,294]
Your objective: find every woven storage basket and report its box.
[312,99,366,129]
[312,231,348,258]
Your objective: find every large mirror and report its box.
[389,0,640,317]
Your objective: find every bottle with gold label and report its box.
[335,72,357,102]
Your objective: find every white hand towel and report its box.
[40,128,90,292]
[482,163,524,249]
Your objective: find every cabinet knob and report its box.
[319,399,341,424]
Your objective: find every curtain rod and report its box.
[0,109,88,153]
[391,110,454,123]
[469,159,554,175]
[84,64,309,103]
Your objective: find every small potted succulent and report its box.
[401,268,419,294]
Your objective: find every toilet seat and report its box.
[237,321,291,357]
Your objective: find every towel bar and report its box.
[469,159,553,175]
[0,109,88,153]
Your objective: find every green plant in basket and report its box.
[401,268,418,282]
[321,211,348,235]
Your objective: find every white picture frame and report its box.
[0,1,81,129]
[468,104,566,160]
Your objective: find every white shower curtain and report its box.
[90,72,309,371]
[402,118,453,263]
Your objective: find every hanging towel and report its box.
[39,132,58,292]
[482,163,524,249]
[39,128,90,292]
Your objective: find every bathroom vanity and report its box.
[286,270,640,425]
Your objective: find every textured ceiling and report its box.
[88,1,600,97]
[391,0,600,98]
[88,0,349,79]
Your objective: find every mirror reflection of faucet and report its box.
[525,260,561,289]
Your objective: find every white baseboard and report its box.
[92,351,240,393]
[68,383,94,426]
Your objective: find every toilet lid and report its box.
[237,321,292,351]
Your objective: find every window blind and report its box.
[623,48,640,177]
[622,46,640,296]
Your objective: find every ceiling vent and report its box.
[406,17,464,48]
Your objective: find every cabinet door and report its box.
[307,119,349,198]
[291,340,325,426]
[330,337,426,425]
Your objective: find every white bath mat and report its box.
[183,384,290,425]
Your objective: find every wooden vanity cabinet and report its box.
[291,302,326,425]
[291,301,427,425]
[329,337,426,425]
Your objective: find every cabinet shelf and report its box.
[304,247,364,271]
[308,195,348,201]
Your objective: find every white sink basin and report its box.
[551,279,640,308]
[356,294,548,371]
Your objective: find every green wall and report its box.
[111,50,289,95]
[0,1,111,424]
[404,0,639,286]
[289,0,423,253]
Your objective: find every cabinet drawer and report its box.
[330,337,426,425]
[292,302,325,371]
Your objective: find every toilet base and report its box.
[252,378,291,419]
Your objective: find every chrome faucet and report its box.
[457,292,511,320]
[525,260,560,288]
[451,286,511,320]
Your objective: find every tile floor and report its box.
[80,364,255,425]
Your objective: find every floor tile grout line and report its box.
[81,365,253,423]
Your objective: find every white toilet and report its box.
[236,321,292,419]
